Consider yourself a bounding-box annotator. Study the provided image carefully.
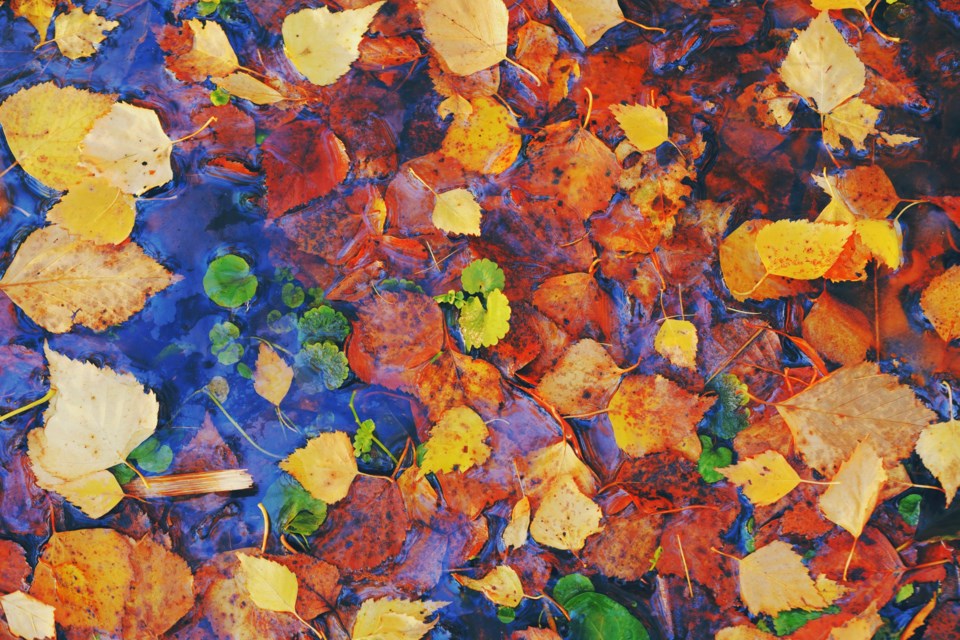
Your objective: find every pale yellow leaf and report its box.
[46,177,136,244]
[819,440,887,539]
[432,188,483,235]
[420,405,491,475]
[552,0,623,47]
[0,591,55,640]
[280,431,358,504]
[283,2,385,86]
[780,12,865,114]
[214,72,285,105]
[455,566,524,607]
[26,462,124,518]
[738,540,828,616]
[776,361,936,476]
[79,102,173,195]
[54,8,118,60]
[437,94,473,119]
[815,574,848,603]
[523,441,598,499]
[755,219,853,279]
[418,0,508,76]
[236,553,299,614]
[920,266,960,342]
[180,19,239,78]
[530,476,603,551]
[502,496,530,549]
[352,597,447,640]
[822,98,880,150]
[0,82,114,190]
[610,103,669,152]
[718,450,802,507]
[10,0,55,37]
[879,131,919,146]
[0,226,177,333]
[253,343,293,406]
[828,601,883,639]
[535,339,623,415]
[715,626,778,640]
[855,219,901,270]
[654,318,698,369]
[916,418,960,506]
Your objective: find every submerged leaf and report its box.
[352,597,447,640]
[280,431,358,504]
[738,541,828,616]
[53,8,118,60]
[237,553,299,614]
[455,566,525,607]
[417,0,509,76]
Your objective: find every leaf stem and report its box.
[502,56,541,85]
[0,387,56,424]
[257,502,270,553]
[293,611,326,640]
[204,388,282,458]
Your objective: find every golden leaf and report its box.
[121,537,195,638]
[432,187,483,236]
[502,496,530,550]
[718,450,802,507]
[810,0,870,15]
[610,103,669,152]
[813,164,900,220]
[45,177,136,244]
[822,98,880,150]
[920,266,960,342]
[819,440,887,538]
[283,2,385,86]
[755,220,853,280]
[0,226,177,333]
[916,417,960,506]
[280,431,358,504]
[719,220,814,301]
[738,540,829,616]
[214,72,285,105]
[455,566,525,607]
[53,8,118,60]
[855,219,901,270]
[0,591,55,640]
[352,597,447,640]
[0,82,114,190]
[654,318,698,369]
[420,405,492,476]
[237,554,298,614]
[10,0,55,37]
[418,0,509,77]
[530,477,603,551]
[180,19,239,78]
[253,343,293,407]
[552,0,624,47]
[535,339,624,415]
[440,96,521,174]
[716,626,778,640]
[522,441,598,499]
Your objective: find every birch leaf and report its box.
[214,72,285,105]
[236,554,298,614]
[822,98,880,150]
[552,0,624,47]
[610,103,669,152]
[920,266,960,342]
[0,591,55,640]
[179,20,239,78]
[755,220,853,279]
[0,226,177,333]
[352,597,447,640]
[530,477,603,551]
[432,188,483,235]
[253,343,294,407]
[819,440,887,538]
[779,12,865,114]
[280,431,358,504]
[455,566,525,607]
[718,450,802,507]
[419,406,491,476]
[418,0,509,77]
[655,318,698,369]
[502,496,530,549]
[10,0,56,37]
[53,8,118,60]
[45,177,136,244]
[738,540,828,616]
[283,2,385,86]
[915,417,960,506]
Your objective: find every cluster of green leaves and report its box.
[209,321,252,376]
[435,258,512,351]
[697,434,733,483]
[264,475,327,538]
[552,574,649,640]
[196,0,239,18]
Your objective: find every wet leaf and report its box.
[10,0,56,36]
[819,440,886,539]
[610,103,669,152]
[461,258,505,295]
[204,254,258,308]
[552,0,626,47]
[0,591,55,640]
[502,496,530,549]
[535,339,623,415]
[440,96,522,174]
[530,477,603,551]
[236,554,298,614]
[280,431,358,504]
[420,405,492,476]
[53,8,118,60]
[916,416,960,506]
[738,540,829,616]
[718,450,802,506]
[655,318,698,369]
[459,289,511,350]
[822,98,880,150]
[45,178,136,245]
[920,265,960,342]
[755,220,853,280]
[253,343,293,406]
[352,597,447,640]
[417,0,509,77]
[432,187,483,235]
[214,72,285,105]
[455,566,525,607]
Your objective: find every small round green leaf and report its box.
[204,255,258,308]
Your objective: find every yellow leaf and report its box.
[822,98,880,150]
[779,12,865,114]
[420,405,491,475]
[46,177,136,244]
[418,0,509,77]
[352,597,447,640]
[827,601,883,639]
[610,103,669,152]
[214,72,285,105]
[0,591,55,640]
[26,464,124,519]
[437,94,473,119]
[0,226,177,333]
[719,220,815,301]
[455,566,525,607]
[819,440,887,538]
[432,187,483,235]
[654,318,698,369]
[552,0,623,47]
[280,431,358,504]
[53,8,118,60]
[79,102,173,195]
[523,441,599,499]
[916,417,960,506]
[755,219,853,279]
[283,2,385,86]
[253,343,293,407]
[738,540,828,616]
[813,164,900,220]
[776,361,936,476]
[236,553,298,614]
[10,0,55,37]
[855,219,901,270]
[920,265,960,342]
[0,82,114,190]
[502,496,530,549]
[715,626,779,640]
[535,339,624,415]
[440,96,521,174]
[810,0,870,15]
[530,477,603,551]
[180,19,239,78]
[718,450,802,507]
[121,536,196,637]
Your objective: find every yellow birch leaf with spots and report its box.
[819,440,887,539]
[655,318,698,369]
[827,601,883,639]
[440,96,521,174]
[737,540,829,616]
[718,450,802,507]
[552,0,625,47]
[419,405,491,476]
[522,441,599,499]
[253,343,293,407]
[53,8,118,60]
[179,20,239,78]
[282,2,385,86]
[280,431,358,504]
[417,0,509,77]
[502,496,530,549]
[755,219,852,279]
[855,219,902,270]
[455,566,525,607]
[214,72,285,105]
[46,177,136,244]
[352,597,447,640]
[822,98,880,151]
[0,591,55,640]
[920,266,960,342]
[610,103,669,152]
[530,476,602,551]
[916,416,960,506]
[236,554,299,614]
[432,187,483,235]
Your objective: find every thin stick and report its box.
[623,17,666,33]
[676,535,693,597]
[0,159,20,180]
[527,593,570,621]
[842,536,858,582]
[205,389,282,458]
[171,116,217,145]
[0,388,55,424]
[582,88,594,130]
[502,56,541,85]
[709,546,741,562]
[125,469,253,498]
[124,459,151,489]
[703,328,764,387]
[257,502,270,553]
[293,611,327,640]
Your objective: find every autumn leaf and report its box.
[237,554,299,613]
[813,164,900,221]
[0,226,177,333]
[522,441,599,499]
[535,339,624,415]
[417,0,510,77]
[502,496,530,549]
[915,406,960,506]
[352,597,447,640]
[455,566,525,607]
[45,178,136,244]
[0,591,55,640]
[459,289,511,350]
[530,476,603,551]
[53,8,118,60]
[737,540,830,616]
[280,431,358,504]
[819,440,887,539]
[440,96,521,174]
[9,0,55,37]
[420,405,492,476]
[432,187,483,235]
[779,12,865,115]
[720,220,815,302]
[177,19,239,79]
[822,98,880,150]
[718,450,803,507]
[0,82,114,190]
[920,266,960,342]
[827,600,883,639]
[655,318,698,369]
[610,103,669,152]
[755,220,853,280]
[552,0,628,47]
[253,343,294,407]
[214,72,285,105]
[283,2,385,86]
[802,293,873,366]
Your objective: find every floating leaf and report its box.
[822,98,880,150]
[10,0,56,36]
[45,178,136,245]
[459,289,511,350]
[440,96,521,174]
[655,318,698,369]
[755,220,853,280]
[0,591,55,640]
[461,258,505,295]
[455,566,525,607]
[553,573,650,640]
[610,103,669,152]
[298,305,350,344]
[920,266,960,342]
[820,440,887,540]
[295,341,350,391]
[916,416,960,506]
[738,541,829,616]
[718,450,802,506]
[551,0,627,47]
[280,431,358,504]
[432,187,483,235]
[253,343,293,406]
[53,8,118,60]
[203,254,258,308]
[535,339,623,415]
[420,406,491,476]
[502,496,530,550]
[214,72,285,105]
[530,477,603,551]
[237,553,299,614]
[417,0,509,77]
[352,597,447,640]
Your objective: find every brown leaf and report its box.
[534,339,624,416]
[802,293,874,366]
[583,513,662,581]
[414,349,504,421]
[122,537,196,638]
[0,540,29,594]
[532,272,615,343]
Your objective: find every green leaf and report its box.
[267,310,298,334]
[771,606,839,636]
[209,87,231,106]
[565,592,649,640]
[264,476,328,537]
[237,362,253,379]
[209,321,240,353]
[459,289,511,350]
[295,341,349,392]
[895,583,914,603]
[553,574,595,608]
[899,494,922,527]
[461,258,505,295]
[282,283,305,309]
[110,463,136,485]
[197,0,219,16]
[136,445,173,473]
[298,306,350,344]
[216,342,243,366]
[434,289,466,309]
[697,435,733,483]
[353,418,376,457]
[496,606,516,623]
[204,255,258,308]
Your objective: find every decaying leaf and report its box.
[737,540,829,616]
[530,477,603,551]
[45,177,136,245]
[920,266,960,342]
[53,8,118,60]
[819,440,887,539]
[440,96,521,174]
[455,565,525,607]
[280,431,358,504]
[755,220,853,280]
[10,0,56,37]
[535,339,624,415]
[214,72,286,105]
[352,597,447,640]
[418,0,509,77]
[0,591,55,640]
[718,450,802,507]
[822,98,880,150]
[915,416,960,506]
[420,405,492,476]
[253,343,294,407]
